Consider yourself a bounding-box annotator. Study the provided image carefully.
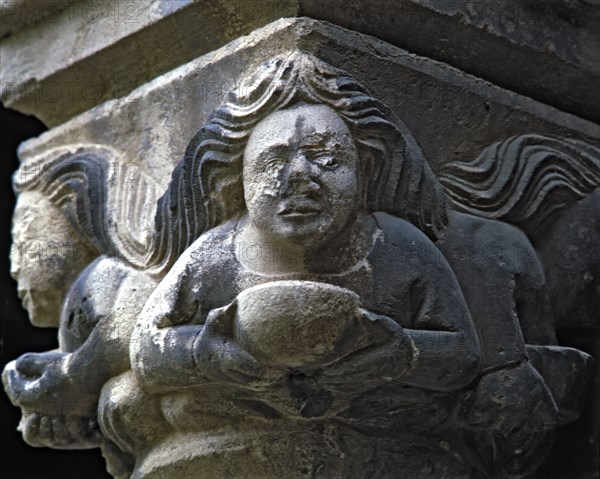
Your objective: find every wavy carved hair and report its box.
[149,52,448,272]
[14,147,112,256]
[440,134,600,236]
[14,146,160,268]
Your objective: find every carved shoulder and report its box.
[141,218,240,328]
[59,256,155,351]
[371,211,450,276]
[443,210,543,277]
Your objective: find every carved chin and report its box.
[25,299,61,328]
[279,219,341,246]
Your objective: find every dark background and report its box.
[0,104,110,478]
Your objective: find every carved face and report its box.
[243,104,360,245]
[10,192,94,327]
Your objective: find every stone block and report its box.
[1,0,298,126]
[300,0,600,123]
[16,17,599,182]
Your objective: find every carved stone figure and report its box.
[122,80,481,477]
[10,190,98,329]
[441,135,600,332]
[3,53,597,479]
[3,147,162,477]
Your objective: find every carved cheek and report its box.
[245,178,277,214]
[326,166,358,202]
[257,163,286,199]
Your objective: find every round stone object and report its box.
[234,280,361,368]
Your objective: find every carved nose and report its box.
[9,256,20,280]
[283,153,319,196]
[287,152,311,182]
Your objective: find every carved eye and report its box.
[313,155,338,169]
[262,156,283,175]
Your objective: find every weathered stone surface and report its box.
[234,281,362,368]
[301,0,600,123]
[14,18,600,186]
[0,0,298,126]
[2,16,599,479]
[0,0,74,37]
[3,1,599,126]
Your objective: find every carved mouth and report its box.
[278,199,321,218]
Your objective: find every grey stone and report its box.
[3,1,600,126]
[300,0,600,123]
[0,0,76,37]
[13,18,600,190]
[2,17,598,479]
[0,0,298,126]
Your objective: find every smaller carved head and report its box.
[10,147,120,326]
[11,192,97,327]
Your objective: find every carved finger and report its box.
[218,341,266,379]
[16,353,46,378]
[83,419,103,447]
[3,367,36,405]
[323,339,404,378]
[204,302,237,336]
[2,365,19,404]
[38,415,54,447]
[319,337,412,395]
[2,359,17,390]
[19,412,42,447]
[66,415,92,441]
[49,416,74,447]
[223,364,282,390]
[62,415,102,448]
[16,351,64,378]
[197,334,280,388]
[360,310,404,344]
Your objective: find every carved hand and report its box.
[2,351,98,417]
[2,352,103,448]
[318,310,416,394]
[464,360,559,438]
[17,410,102,449]
[193,303,283,391]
